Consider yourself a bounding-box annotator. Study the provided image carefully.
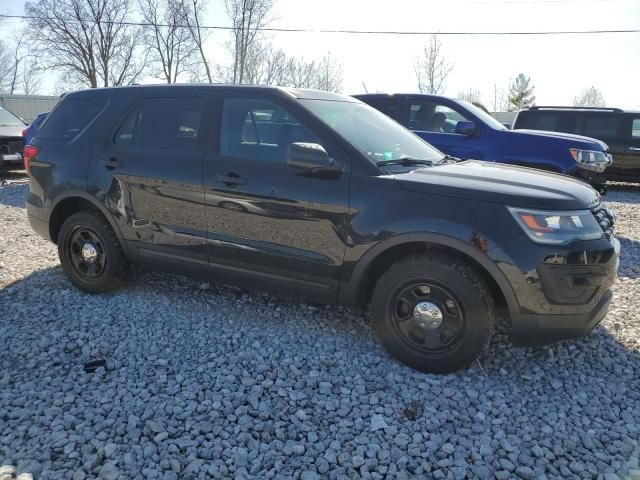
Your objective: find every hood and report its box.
[513,129,608,150]
[0,125,24,138]
[395,160,600,210]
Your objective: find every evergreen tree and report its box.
[508,74,536,111]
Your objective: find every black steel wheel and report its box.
[390,282,466,354]
[58,210,129,293]
[371,254,494,373]
[68,227,107,279]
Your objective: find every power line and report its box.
[0,13,638,36]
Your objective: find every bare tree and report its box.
[140,0,198,83]
[0,43,15,93]
[24,0,145,88]
[573,86,605,107]
[21,60,43,94]
[243,41,288,85]
[313,52,343,93]
[285,57,316,88]
[415,34,453,95]
[457,88,482,104]
[225,0,274,84]
[183,0,213,83]
[492,83,510,112]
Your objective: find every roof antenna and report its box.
[361,81,369,93]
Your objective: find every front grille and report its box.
[591,202,615,240]
[0,137,23,155]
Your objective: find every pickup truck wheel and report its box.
[371,254,494,373]
[58,211,129,293]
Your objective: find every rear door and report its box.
[397,96,484,159]
[90,95,208,266]
[203,94,351,303]
[623,116,640,177]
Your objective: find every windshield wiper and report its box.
[440,155,461,163]
[376,157,434,167]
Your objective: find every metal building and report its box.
[0,94,60,123]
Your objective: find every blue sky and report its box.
[2,0,639,108]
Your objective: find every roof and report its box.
[64,83,357,102]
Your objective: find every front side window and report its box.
[115,97,203,151]
[408,102,469,133]
[220,98,319,163]
[301,99,444,164]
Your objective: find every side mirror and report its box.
[455,121,477,136]
[287,142,336,170]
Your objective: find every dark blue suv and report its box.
[355,94,612,193]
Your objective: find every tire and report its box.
[58,210,129,293]
[370,254,494,373]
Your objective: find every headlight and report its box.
[570,148,612,172]
[508,207,604,244]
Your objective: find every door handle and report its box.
[629,147,640,152]
[215,173,247,186]
[99,157,123,169]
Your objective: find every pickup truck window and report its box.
[408,102,470,133]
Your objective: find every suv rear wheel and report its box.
[58,211,129,293]
[370,254,494,373]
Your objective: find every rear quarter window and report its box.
[39,97,107,141]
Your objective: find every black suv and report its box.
[25,85,619,373]
[514,106,640,182]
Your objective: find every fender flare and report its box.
[48,190,127,247]
[339,232,520,315]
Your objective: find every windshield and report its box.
[458,100,507,130]
[300,99,444,165]
[0,108,24,127]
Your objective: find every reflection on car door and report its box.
[91,96,208,265]
[203,95,351,303]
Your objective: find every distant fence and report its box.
[0,94,60,123]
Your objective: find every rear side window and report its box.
[532,114,559,131]
[582,115,621,139]
[115,97,203,151]
[39,98,106,140]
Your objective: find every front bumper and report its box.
[504,232,619,346]
[511,289,612,345]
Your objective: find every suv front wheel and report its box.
[371,254,494,373]
[58,211,130,293]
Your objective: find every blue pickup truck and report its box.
[354,94,612,193]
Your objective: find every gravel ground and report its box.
[1,176,639,480]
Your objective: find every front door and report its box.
[91,96,208,265]
[203,95,351,303]
[623,117,640,177]
[398,97,484,160]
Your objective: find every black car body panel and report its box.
[26,84,619,349]
[514,106,640,182]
